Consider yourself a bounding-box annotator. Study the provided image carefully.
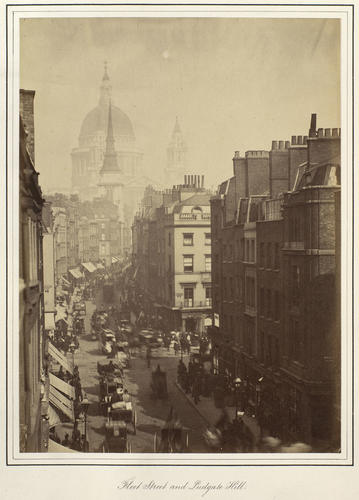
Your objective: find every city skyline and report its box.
[20,17,340,194]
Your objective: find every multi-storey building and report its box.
[19,89,49,452]
[133,176,213,333]
[210,114,340,449]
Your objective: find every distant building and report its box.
[71,65,159,252]
[132,175,213,333]
[165,117,188,187]
[210,114,340,449]
[19,89,49,452]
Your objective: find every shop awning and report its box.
[96,262,104,270]
[48,439,77,453]
[60,276,71,286]
[68,268,83,280]
[45,312,56,331]
[49,373,75,399]
[49,342,74,374]
[48,404,62,428]
[49,385,74,421]
[81,262,97,273]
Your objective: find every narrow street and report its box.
[74,296,209,453]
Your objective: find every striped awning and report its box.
[81,262,97,273]
[49,373,75,399]
[69,268,83,280]
[49,385,74,421]
[48,404,62,428]
[48,342,74,374]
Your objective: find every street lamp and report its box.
[234,377,242,420]
[81,394,90,452]
[69,340,76,367]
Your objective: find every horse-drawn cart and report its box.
[103,420,131,453]
[109,401,137,435]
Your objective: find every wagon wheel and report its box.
[154,432,157,452]
[133,410,137,435]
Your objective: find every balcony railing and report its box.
[179,300,212,308]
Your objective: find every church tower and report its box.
[165,117,187,187]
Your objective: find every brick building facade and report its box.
[210,114,341,449]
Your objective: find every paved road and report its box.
[75,297,209,453]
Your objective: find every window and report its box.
[205,254,211,272]
[184,287,194,307]
[260,243,265,267]
[205,286,212,306]
[183,233,193,246]
[205,233,211,246]
[274,290,280,321]
[266,242,272,268]
[291,265,301,303]
[168,232,171,247]
[245,276,255,308]
[168,284,172,300]
[183,255,194,273]
[101,233,105,241]
[274,243,280,269]
[266,289,272,318]
[250,240,255,262]
[168,255,171,272]
[260,287,265,315]
[246,240,250,261]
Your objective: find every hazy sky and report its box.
[20,17,340,192]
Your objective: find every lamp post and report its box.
[81,394,90,452]
[234,377,242,420]
[69,340,76,367]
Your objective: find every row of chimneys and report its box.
[184,174,204,188]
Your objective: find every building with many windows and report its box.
[19,89,49,452]
[210,114,341,449]
[132,175,213,333]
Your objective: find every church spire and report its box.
[100,101,119,173]
[99,61,112,107]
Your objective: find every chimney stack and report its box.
[201,175,204,188]
[309,113,317,137]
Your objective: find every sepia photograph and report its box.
[3,2,355,481]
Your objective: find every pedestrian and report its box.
[146,345,152,368]
[62,433,70,447]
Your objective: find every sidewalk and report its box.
[175,382,261,443]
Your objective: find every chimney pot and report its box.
[332,128,339,137]
[285,141,290,149]
[297,136,303,145]
[272,141,278,150]
[303,136,308,144]
[278,140,285,150]
[309,113,317,137]
[325,128,331,137]
[234,150,240,158]
[318,128,324,138]
[291,135,297,145]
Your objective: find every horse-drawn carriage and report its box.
[98,374,123,415]
[97,360,123,378]
[153,426,189,453]
[150,367,168,399]
[103,420,131,453]
[109,401,137,435]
